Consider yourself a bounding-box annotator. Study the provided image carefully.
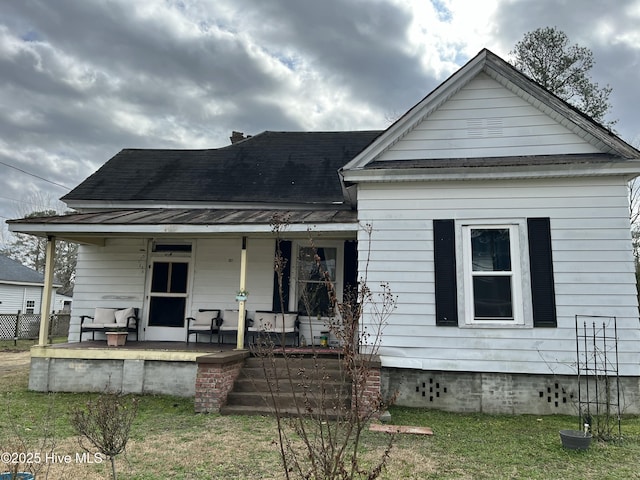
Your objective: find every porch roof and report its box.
[7,208,359,242]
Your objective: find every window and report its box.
[462,225,523,324]
[26,300,35,314]
[150,261,189,294]
[433,218,556,328]
[296,246,337,316]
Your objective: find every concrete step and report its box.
[220,353,353,417]
[219,404,352,420]
[244,355,346,370]
[225,391,350,410]
[241,356,346,379]
[232,377,351,394]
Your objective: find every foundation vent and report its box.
[539,382,572,408]
[416,378,448,402]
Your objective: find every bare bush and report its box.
[252,218,396,480]
[70,392,139,480]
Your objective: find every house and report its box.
[8,49,640,414]
[0,253,63,314]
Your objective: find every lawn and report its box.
[1,341,639,479]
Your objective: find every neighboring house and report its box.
[0,253,63,313]
[8,49,640,413]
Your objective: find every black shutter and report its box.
[527,218,557,327]
[272,240,292,312]
[433,219,458,326]
[343,240,358,295]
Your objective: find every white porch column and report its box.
[38,235,56,346]
[236,236,247,350]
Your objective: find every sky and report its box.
[1,0,640,244]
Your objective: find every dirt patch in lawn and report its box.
[0,351,30,375]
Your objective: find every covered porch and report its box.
[9,208,360,395]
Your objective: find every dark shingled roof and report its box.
[0,253,46,284]
[62,131,382,205]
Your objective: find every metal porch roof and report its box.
[7,208,359,239]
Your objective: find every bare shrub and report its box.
[251,217,397,480]
[69,391,139,480]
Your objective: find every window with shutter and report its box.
[433,218,556,328]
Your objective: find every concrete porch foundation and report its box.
[28,342,238,397]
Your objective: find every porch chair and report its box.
[247,311,277,346]
[248,311,300,347]
[80,307,140,341]
[186,309,221,344]
[275,312,300,347]
[218,309,247,345]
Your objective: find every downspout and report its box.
[236,236,247,350]
[38,235,56,346]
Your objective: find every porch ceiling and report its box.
[7,208,359,242]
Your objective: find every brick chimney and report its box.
[230,131,246,144]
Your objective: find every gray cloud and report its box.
[1,0,639,241]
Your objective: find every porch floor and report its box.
[36,340,345,360]
[49,340,238,353]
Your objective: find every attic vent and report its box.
[467,118,503,138]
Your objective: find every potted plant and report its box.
[0,471,35,479]
[105,326,128,346]
[235,289,249,302]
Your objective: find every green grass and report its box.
[1,357,639,479]
[0,337,68,351]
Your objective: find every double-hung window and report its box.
[434,218,556,328]
[461,225,523,325]
[296,246,337,317]
[292,241,343,317]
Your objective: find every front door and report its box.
[145,260,190,341]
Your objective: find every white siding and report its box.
[0,285,27,312]
[70,238,148,341]
[378,73,600,161]
[70,237,277,341]
[0,284,47,313]
[357,176,640,375]
[190,238,275,314]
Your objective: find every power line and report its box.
[0,194,58,210]
[0,160,72,190]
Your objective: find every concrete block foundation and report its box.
[381,368,640,415]
[29,356,198,397]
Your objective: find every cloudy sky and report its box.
[1,0,640,243]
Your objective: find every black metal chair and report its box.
[186,309,221,344]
